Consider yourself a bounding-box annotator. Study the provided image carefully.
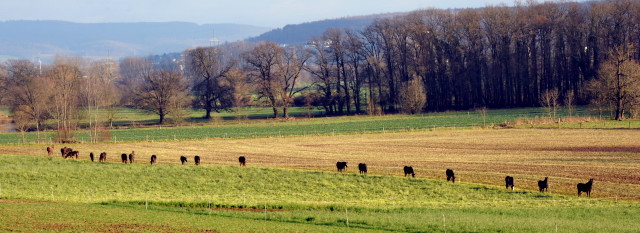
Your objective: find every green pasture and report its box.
[0,154,637,232]
[5,106,637,145]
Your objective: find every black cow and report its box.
[358,163,367,174]
[404,166,415,177]
[505,176,514,190]
[238,156,246,166]
[180,156,187,165]
[65,150,79,159]
[121,153,128,164]
[446,169,455,183]
[60,147,72,158]
[336,162,348,172]
[194,156,200,165]
[150,155,157,165]
[538,177,549,193]
[89,152,94,162]
[99,152,107,162]
[128,151,135,164]
[577,179,594,197]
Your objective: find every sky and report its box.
[0,0,522,28]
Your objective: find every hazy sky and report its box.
[2,0,518,28]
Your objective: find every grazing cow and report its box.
[505,176,514,190]
[577,179,594,197]
[89,152,94,162]
[128,151,135,164]
[336,162,348,172]
[404,166,415,178]
[180,156,187,165]
[60,147,72,158]
[238,156,246,167]
[538,177,549,193]
[121,153,128,164]
[150,155,157,165]
[194,155,201,165]
[358,163,367,174]
[64,150,79,159]
[99,152,107,162]
[46,145,55,156]
[446,169,455,183]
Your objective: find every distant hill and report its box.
[247,13,403,45]
[0,20,271,61]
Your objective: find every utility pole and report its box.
[210,29,219,48]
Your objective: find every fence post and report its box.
[146,193,148,210]
[383,127,385,134]
[51,187,54,201]
[345,206,349,227]
[333,129,335,136]
[264,203,267,220]
[114,136,117,144]
[443,214,446,233]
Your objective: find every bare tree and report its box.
[399,75,426,114]
[588,46,640,120]
[243,42,283,118]
[118,57,151,106]
[278,45,310,118]
[540,88,560,119]
[226,68,251,120]
[306,37,337,115]
[564,91,575,117]
[4,59,53,142]
[12,105,32,143]
[48,56,85,142]
[84,59,120,141]
[185,47,235,119]
[134,69,189,124]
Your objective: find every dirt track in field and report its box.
[3,128,640,199]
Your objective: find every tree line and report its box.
[1,0,640,142]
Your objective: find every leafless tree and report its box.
[243,42,283,118]
[306,37,336,115]
[588,46,640,120]
[564,91,575,117]
[4,59,53,141]
[118,57,151,106]
[540,88,560,119]
[226,68,251,120]
[277,45,310,118]
[399,75,426,114]
[185,47,235,119]
[134,68,189,124]
[84,59,120,140]
[12,105,32,143]
[48,56,84,142]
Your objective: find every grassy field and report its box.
[1,118,640,231]
[0,154,638,232]
[3,106,638,145]
[3,128,640,200]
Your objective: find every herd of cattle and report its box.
[336,161,593,198]
[48,144,248,167]
[46,144,594,197]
